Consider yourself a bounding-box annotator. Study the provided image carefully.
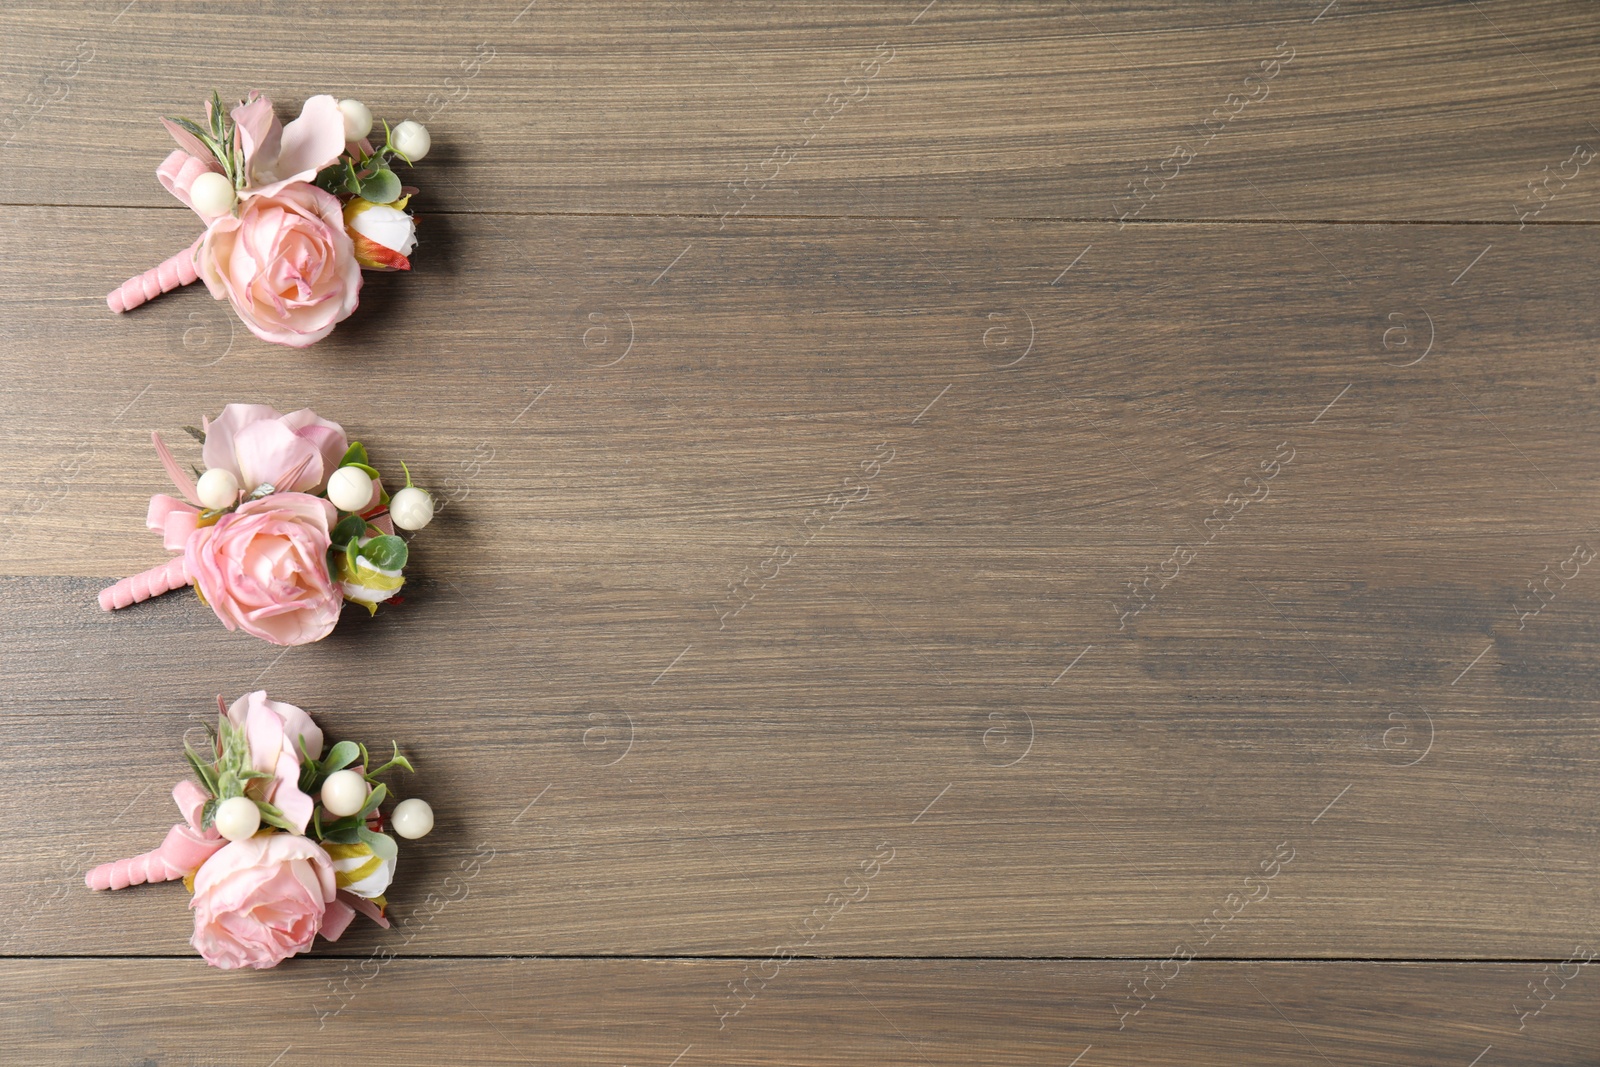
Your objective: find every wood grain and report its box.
[2,1,1600,221]
[1,210,1596,962]
[3,960,1596,1066]
[4,1,1600,1062]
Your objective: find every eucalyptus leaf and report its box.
[360,534,408,572]
[330,513,366,546]
[359,782,389,818]
[345,462,381,480]
[357,825,399,863]
[323,825,362,845]
[340,441,370,468]
[323,740,362,775]
[359,167,401,204]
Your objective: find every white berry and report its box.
[392,120,431,161]
[391,798,433,839]
[338,98,373,141]
[389,486,434,530]
[321,769,369,817]
[327,466,375,512]
[214,796,260,842]
[196,468,240,510]
[189,171,237,217]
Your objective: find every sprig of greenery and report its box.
[313,118,413,204]
[187,713,275,831]
[297,734,416,849]
[165,90,243,189]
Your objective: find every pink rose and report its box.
[185,493,342,646]
[225,690,324,834]
[190,833,336,970]
[203,403,348,495]
[195,182,362,347]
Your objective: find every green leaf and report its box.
[169,115,221,159]
[345,536,361,577]
[357,825,399,862]
[368,741,415,777]
[330,512,366,546]
[359,166,401,204]
[360,534,408,571]
[297,735,321,793]
[201,798,217,831]
[323,740,362,775]
[182,425,207,444]
[184,744,219,796]
[339,442,370,469]
[344,462,381,480]
[359,783,389,819]
[236,769,273,781]
[256,801,297,832]
[323,825,362,845]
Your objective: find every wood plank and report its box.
[3,960,1595,1066]
[3,1,1600,220]
[2,209,1596,957]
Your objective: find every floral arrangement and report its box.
[106,91,430,347]
[86,691,434,970]
[99,403,436,646]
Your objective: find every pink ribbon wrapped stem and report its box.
[107,236,202,313]
[99,556,191,611]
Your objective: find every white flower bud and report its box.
[389,486,434,530]
[196,468,240,510]
[214,796,261,842]
[189,171,237,217]
[338,99,373,141]
[327,466,376,512]
[348,203,417,258]
[392,120,431,161]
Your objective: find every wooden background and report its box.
[2,1,1597,1063]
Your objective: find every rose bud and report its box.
[343,197,416,271]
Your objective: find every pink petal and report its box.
[232,420,323,493]
[202,404,282,480]
[319,896,356,941]
[231,93,281,180]
[273,95,346,182]
[338,890,390,928]
[279,408,348,487]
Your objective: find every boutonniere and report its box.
[107,91,430,347]
[86,691,434,970]
[100,403,436,646]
